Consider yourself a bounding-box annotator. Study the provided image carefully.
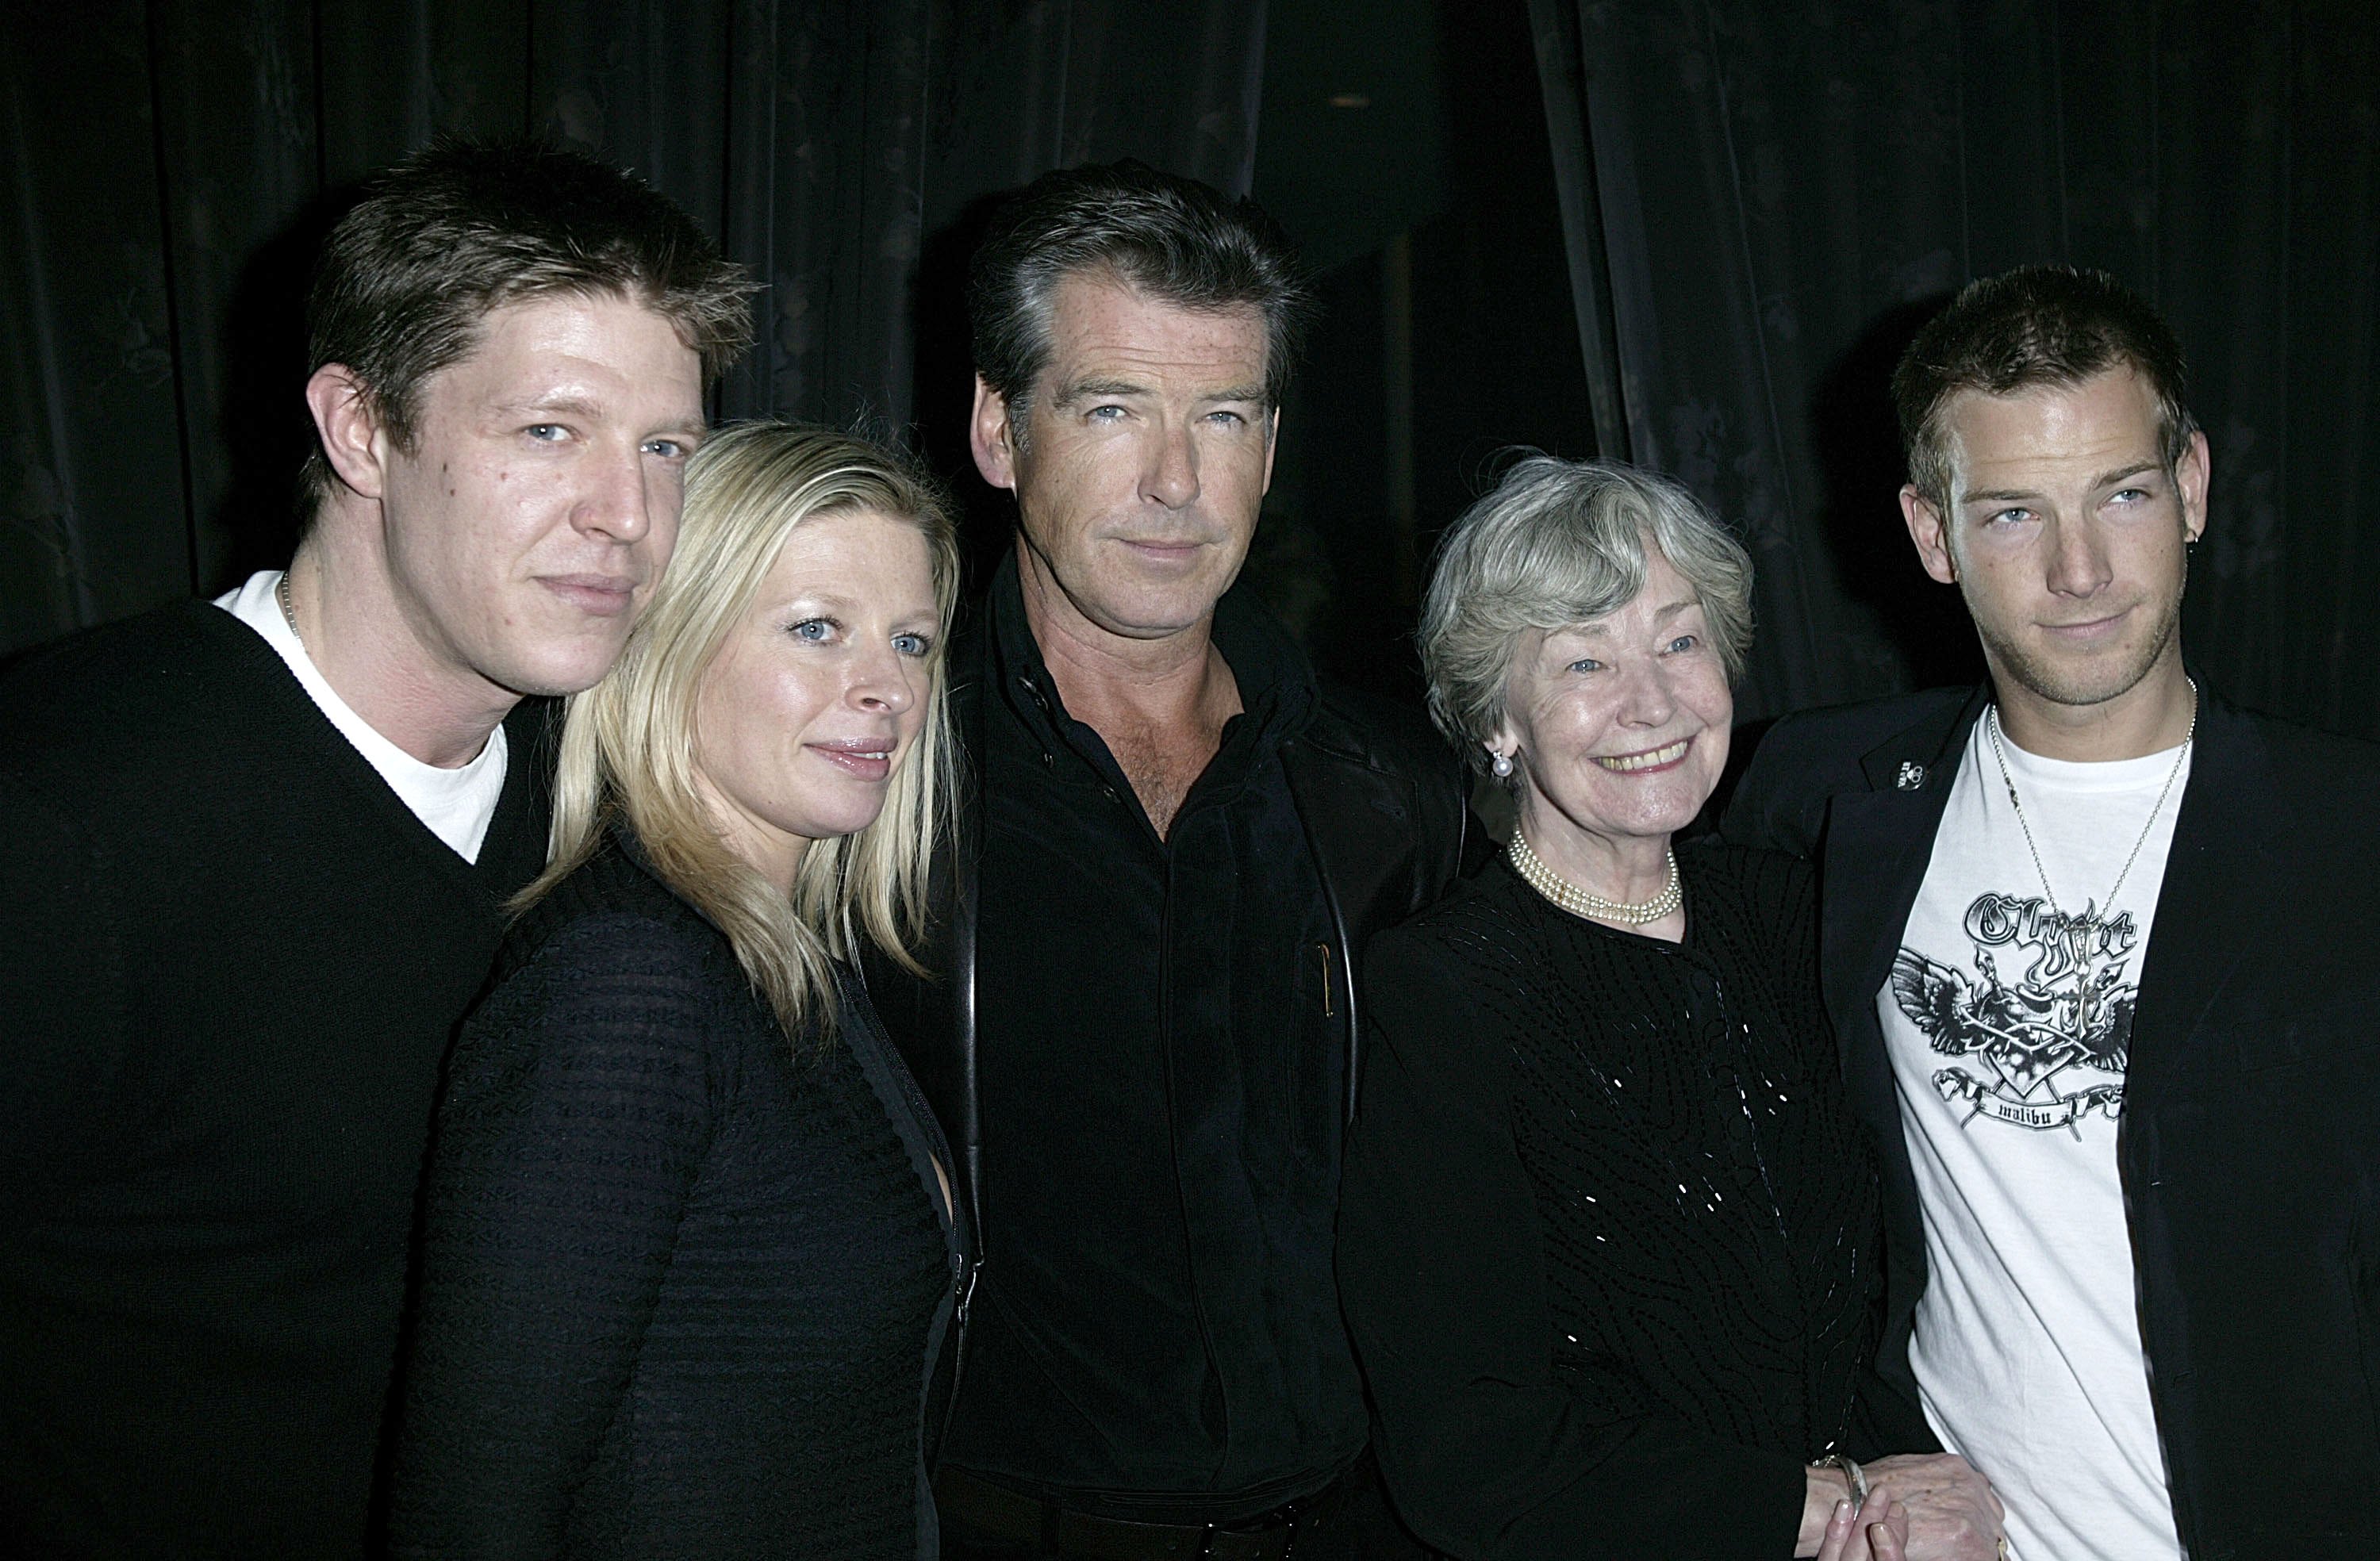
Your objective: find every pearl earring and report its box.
[1491,751,1514,779]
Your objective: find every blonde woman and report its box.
[387,424,964,1560]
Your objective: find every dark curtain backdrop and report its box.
[1,0,1265,658]
[1530,0,2380,741]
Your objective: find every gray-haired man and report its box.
[869,160,1468,1559]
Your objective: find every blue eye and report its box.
[1568,658,1603,674]
[892,632,931,657]
[789,618,833,642]
[1987,507,2032,526]
[643,437,692,459]
[1666,635,1699,654]
[525,424,568,443]
[1088,405,1127,422]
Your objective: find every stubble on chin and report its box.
[495,618,641,700]
[1974,585,2186,711]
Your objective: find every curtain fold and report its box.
[2,1,1267,657]
[1530,0,2380,740]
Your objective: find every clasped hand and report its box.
[1802,1452,2002,1561]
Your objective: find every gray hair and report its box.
[1419,456,1754,784]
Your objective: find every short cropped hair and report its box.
[1893,265,2197,516]
[1420,457,1755,787]
[968,159,1311,440]
[524,423,960,1041]
[303,136,754,512]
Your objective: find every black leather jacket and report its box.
[863,593,1472,1434]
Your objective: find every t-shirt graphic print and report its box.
[1877,715,2190,1561]
[1891,888,2136,1135]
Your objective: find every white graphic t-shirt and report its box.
[215,571,509,863]
[1879,714,2189,1561]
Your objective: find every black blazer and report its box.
[1722,681,2380,1560]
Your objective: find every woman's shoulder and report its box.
[1373,852,1542,957]
[1364,853,1556,1019]
[501,838,725,976]
[451,849,770,1118]
[1679,836,1816,921]
[470,841,758,1055]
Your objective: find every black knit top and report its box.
[1338,842,1919,1560]
[387,833,962,1560]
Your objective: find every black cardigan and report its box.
[386,834,963,1560]
[1337,842,1927,1560]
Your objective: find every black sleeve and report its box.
[1846,1363,1939,1459]
[386,914,724,1558]
[1337,934,1806,1560]
[1718,712,1827,860]
[1737,849,1940,1463]
[0,770,131,1171]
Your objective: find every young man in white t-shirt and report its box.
[0,140,750,1556]
[1726,267,2380,1559]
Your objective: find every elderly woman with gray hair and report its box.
[1336,458,2002,1561]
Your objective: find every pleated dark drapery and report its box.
[0,1,1265,658]
[1530,0,2380,740]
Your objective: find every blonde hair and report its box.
[520,421,961,1040]
[1420,456,1753,788]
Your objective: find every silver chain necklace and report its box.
[276,568,305,650]
[1509,828,1682,926]
[1984,680,2197,922]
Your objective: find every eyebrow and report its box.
[1960,462,2163,505]
[490,394,704,436]
[494,394,606,419]
[1557,597,1699,638]
[1050,378,1148,408]
[2093,461,2163,489]
[1049,378,1269,408]
[771,591,939,623]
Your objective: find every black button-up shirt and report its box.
[941,556,1365,1519]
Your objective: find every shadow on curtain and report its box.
[0,0,1265,658]
[1529,0,2380,740]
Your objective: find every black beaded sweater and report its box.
[386,831,963,1561]
[0,600,551,1559]
[1337,842,1928,1561]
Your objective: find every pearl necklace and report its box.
[1984,680,2196,923]
[1509,829,1682,926]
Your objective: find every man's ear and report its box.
[2177,428,2211,544]
[1901,483,1959,585]
[305,365,388,502]
[970,374,1019,493]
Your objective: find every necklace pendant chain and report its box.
[1986,679,2197,922]
[276,568,304,651]
[1509,830,1683,926]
